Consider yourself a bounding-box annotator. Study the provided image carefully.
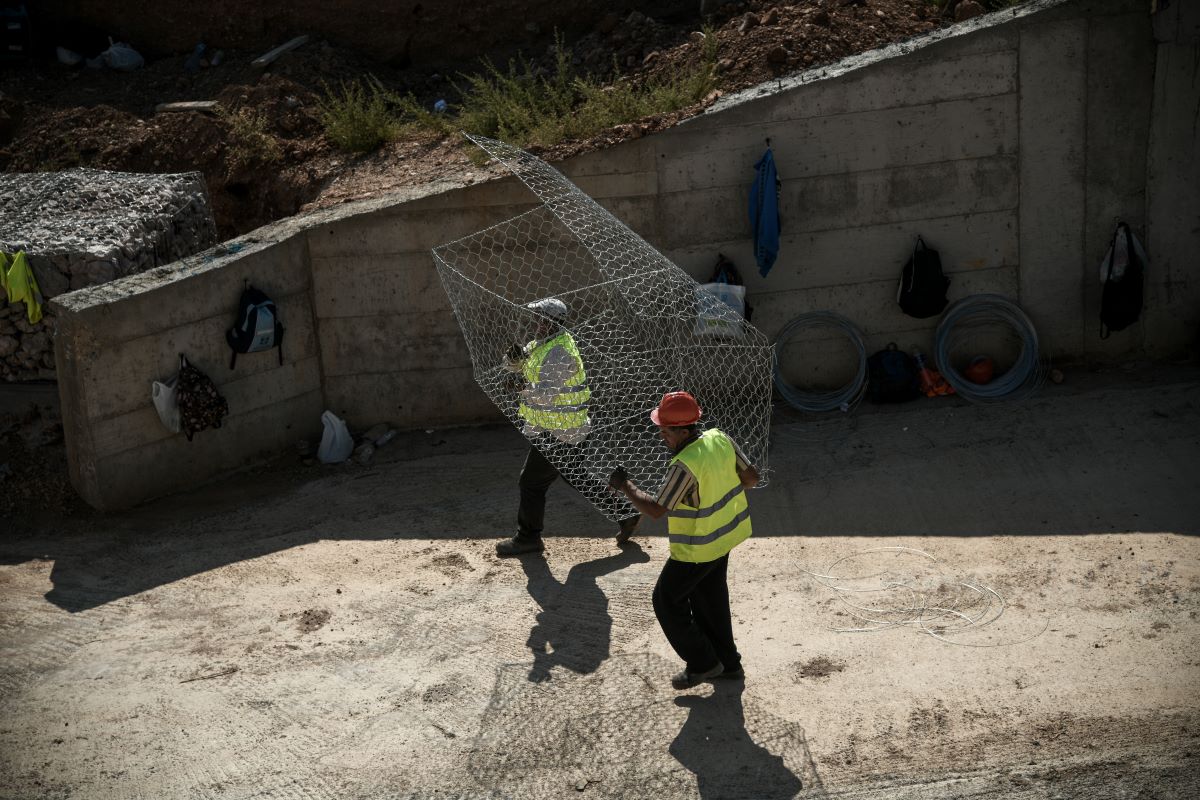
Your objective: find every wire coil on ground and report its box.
[773,311,868,413]
[934,294,1043,403]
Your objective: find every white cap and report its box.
[525,298,569,321]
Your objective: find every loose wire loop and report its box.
[802,547,1048,647]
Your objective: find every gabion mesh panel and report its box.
[432,135,773,522]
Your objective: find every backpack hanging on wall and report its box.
[896,236,950,319]
[227,284,284,369]
[1099,221,1146,339]
[175,354,229,441]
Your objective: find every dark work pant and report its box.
[517,444,637,539]
[517,445,564,539]
[653,554,741,674]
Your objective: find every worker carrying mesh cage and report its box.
[432,135,773,556]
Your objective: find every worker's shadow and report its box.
[670,681,804,799]
[519,542,650,683]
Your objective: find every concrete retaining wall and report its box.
[50,0,1199,510]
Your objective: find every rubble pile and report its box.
[0,168,217,381]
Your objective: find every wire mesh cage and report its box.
[431,135,773,522]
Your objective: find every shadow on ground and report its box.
[1,370,1197,613]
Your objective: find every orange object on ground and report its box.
[965,356,995,385]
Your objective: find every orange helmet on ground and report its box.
[650,391,702,426]
[965,356,995,384]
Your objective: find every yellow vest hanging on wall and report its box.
[0,251,44,324]
[667,429,752,563]
[518,332,591,432]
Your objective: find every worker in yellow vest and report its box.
[609,391,758,689]
[496,297,640,557]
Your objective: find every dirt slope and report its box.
[1,0,956,239]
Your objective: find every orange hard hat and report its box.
[651,391,702,426]
[965,356,995,384]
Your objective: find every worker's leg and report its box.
[517,444,559,539]
[652,558,722,674]
[689,554,741,674]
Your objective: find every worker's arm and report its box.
[609,477,670,520]
[737,464,759,489]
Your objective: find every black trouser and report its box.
[517,444,636,539]
[653,554,741,674]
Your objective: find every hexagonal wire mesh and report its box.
[432,135,773,522]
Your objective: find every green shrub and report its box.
[221,107,282,167]
[317,78,398,153]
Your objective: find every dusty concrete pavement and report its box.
[2,367,1199,799]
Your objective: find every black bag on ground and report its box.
[226,284,284,369]
[175,354,229,441]
[896,236,950,319]
[867,343,920,403]
[1099,221,1145,339]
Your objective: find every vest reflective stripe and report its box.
[667,483,745,520]
[518,333,591,431]
[666,429,752,563]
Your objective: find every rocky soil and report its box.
[0,0,989,240]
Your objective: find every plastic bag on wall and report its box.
[694,282,747,337]
[152,376,182,433]
[317,410,354,464]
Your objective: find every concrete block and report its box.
[1082,10,1156,359]
[1018,17,1088,359]
[661,95,1018,193]
[83,389,323,511]
[655,156,1018,250]
[749,266,1019,342]
[306,204,537,260]
[51,233,311,346]
[665,210,1018,294]
[89,356,322,460]
[319,314,469,377]
[1144,43,1200,359]
[311,252,447,319]
[79,290,316,422]
[706,50,1017,130]
[323,367,500,430]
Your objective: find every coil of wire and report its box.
[933,294,1043,403]
[773,311,868,413]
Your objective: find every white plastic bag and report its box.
[101,41,144,71]
[694,282,747,337]
[152,376,181,433]
[317,410,354,464]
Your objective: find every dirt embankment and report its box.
[1,0,951,240]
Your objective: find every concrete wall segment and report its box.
[1018,17,1089,359]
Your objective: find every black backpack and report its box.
[1099,222,1145,339]
[175,354,229,441]
[227,284,284,368]
[897,236,950,319]
[867,343,920,403]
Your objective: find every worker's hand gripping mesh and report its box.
[432,135,773,521]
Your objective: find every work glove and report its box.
[502,343,525,374]
[608,465,628,492]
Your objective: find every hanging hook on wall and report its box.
[765,137,772,149]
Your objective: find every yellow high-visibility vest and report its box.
[667,429,752,563]
[518,332,590,431]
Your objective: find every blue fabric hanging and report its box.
[749,147,781,278]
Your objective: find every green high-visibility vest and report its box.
[518,332,590,431]
[667,429,752,563]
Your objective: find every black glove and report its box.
[608,465,628,491]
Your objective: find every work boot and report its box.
[671,661,725,690]
[616,514,641,545]
[714,665,745,680]
[496,534,544,557]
